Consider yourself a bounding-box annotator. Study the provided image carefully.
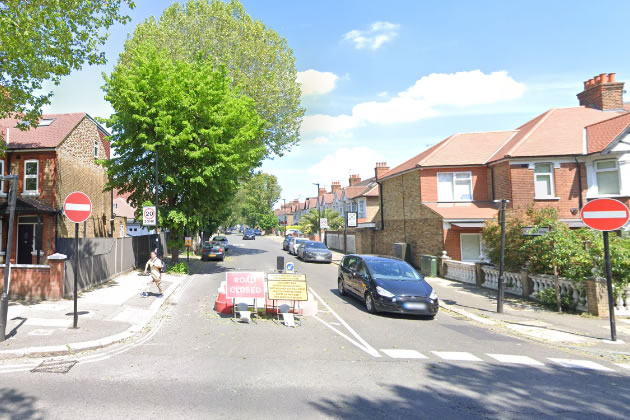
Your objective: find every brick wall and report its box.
[365,196,380,222]
[443,225,483,261]
[0,266,59,299]
[420,166,490,201]
[56,117,113,238]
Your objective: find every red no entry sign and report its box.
[580,198,630,231]
[63,192,92,223]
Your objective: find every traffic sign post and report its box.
[580,198,630,342]
[63,192,92,329]
[185,236,192,262]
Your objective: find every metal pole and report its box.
[37,215,42,265]
[603,231,617,341]
[73,222,79,328]
[0,176,18,341]
[497,199,507,313]
[155,147,160,257]
[283,199,286,236]
[314,183,321,240]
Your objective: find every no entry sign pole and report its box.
[580,198,630,342]
[64,192,92,329]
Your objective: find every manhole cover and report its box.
[31,359,78,374]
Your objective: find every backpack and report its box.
[160,259,167,273]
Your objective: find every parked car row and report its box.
[282,235,332,263]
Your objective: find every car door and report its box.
[352,259,370,297]
[340,256,357,295]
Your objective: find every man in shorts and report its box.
[142,251,163,297]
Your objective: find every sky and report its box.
[42,0,630,205]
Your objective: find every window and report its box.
[534,163,555,198]
[358,200,366,218]
[595,159,620,195]
[94,141,99,158]
[437,172,473,201]
[37,119,55,127]
[24,160,39,193]
[461,233,482,262]
[0,160,4,194]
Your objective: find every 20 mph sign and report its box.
[580,198,630,231]
[63,192,92,223]
[143,206,157,226]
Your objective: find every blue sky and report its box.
[43,0,630,204]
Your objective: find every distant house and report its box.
[113,191,155,237]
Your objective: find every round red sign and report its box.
[580,198,630,231]
[63,192,92,224]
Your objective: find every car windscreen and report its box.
[213,237,226,241]
[295,239,307,244]
[365,259,421,281]
[305,241,327,249]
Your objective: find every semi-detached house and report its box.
[376,72,630,266]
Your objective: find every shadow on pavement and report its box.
[309,363,630,419]
[328,289,435,321]
[0,387,45,420]
[227,247,267,257]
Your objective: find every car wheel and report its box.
[338,278,346,296]
[364,292,377,314]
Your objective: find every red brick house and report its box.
[376,72,630,266]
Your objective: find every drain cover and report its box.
[31,359,78,374]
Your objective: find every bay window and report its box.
[437,172,473,201]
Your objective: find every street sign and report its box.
[143,206,157,226]
[267,273,308,301]
[185,237,192,247]
[285,262,295,273]
[225,272,265,299]
[63,192,92,223]
[580,198,630,231]
[320,218,328,229]
[347,212,358,228]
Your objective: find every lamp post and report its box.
[494,199,509,313]
[313,183,321,240]
[154,147,160,257]
[282,198,287,236]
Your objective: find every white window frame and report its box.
[437,171,473,202]
[23,159,39,194]
[94,141,100,158]
[0,160,5,196]
[533,162,556,199]
[460,233,483,262]
[595,159,621,195]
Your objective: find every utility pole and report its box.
[0,176,19,342]
[282,198,287,236]
[155,147,160,257]
[313,183,321,240]
[495,199,509,313]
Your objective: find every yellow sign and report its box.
[268,280,308,301]
[267,273,306,282]
[185,236,192,247]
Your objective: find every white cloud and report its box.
[314,136,329,144]
[296,69,339,96]
[300,114,358,135]
[308,147,383,184]
[352,96,438,124]
[344,21,400,50]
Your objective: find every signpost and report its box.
[63,192,92,329]
[185,236,192,262]
[580,198,630,342]
[143,206,156,226]
[285,262,295,273]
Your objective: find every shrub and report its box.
[167,262,189,274]
[535,288,576,312]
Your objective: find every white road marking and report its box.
[615,363,630,370]
[381,349,427,359]
[487,354,544,366]
[548,358,614,372]
[312,315,378,356]
[432,351,482,361]
[309,287,381,358]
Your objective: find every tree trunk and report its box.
[171,247,180,263]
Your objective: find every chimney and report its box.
[374,162,390,180]
[318,187,326,196]
[577,72,624,110]
[331,181,342,194]
[349,174,361,186]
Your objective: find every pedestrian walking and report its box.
[142,251,164,297]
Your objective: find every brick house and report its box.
[0,113,115,267]
[376,72,630,266]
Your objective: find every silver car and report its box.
[297,241,332,263]
[289,238,308,255]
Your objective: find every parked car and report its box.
[286,229,303,237]
[243,229,256,240]
[212,235,230,251]
[201,241,225,261]
[297,241,332,263]
[225,228,233,235]
[254,228,262,236]
[283,236,296,251]
[289,238,308,255]
[337,255,438,317]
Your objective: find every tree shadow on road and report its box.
[309,362,630,419]
[0,387,45,420]
[328,289,435,321]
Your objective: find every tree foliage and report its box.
[237,172,281,228]
[299,209,345,234]
[0,0,135,129]
[118,0,304,157]
[102,41,266,257]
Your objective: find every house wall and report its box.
[365,196,380,222]
[443,225,483,261]
[0,214,56,265]
[420,166,490,202]
[56,117,113,238]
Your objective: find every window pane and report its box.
[454,172,470,180]
[596,160,617,170]
[25,162,37,175]
[534,163,552,173]
[25,177,37,191]
[535,174,552,197]
[437,173,453,201]
[454,180,472,200]
[597,171,620,194]
[461,235,481,261]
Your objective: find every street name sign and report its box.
[347,212,358,228]
[320,218,328,229]
[143,206,157,226]
[267,273,308,301]
[63,192,92,223]
[580,198,629,231]
[225,272,265,299]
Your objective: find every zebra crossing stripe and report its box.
[548,358,614,372]
[487,354,544,366]
[432,351,482,361]
[380,349,427,359]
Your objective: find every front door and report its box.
[17,224,34,264]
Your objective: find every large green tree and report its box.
[0,0,135,129]
[237,172,281,230]
[118,0,304,157]
[102,41,266,260]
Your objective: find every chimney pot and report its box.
[608,73,616,83]
[600,73,608,83]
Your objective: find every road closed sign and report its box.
[143,206,157,226]
[63,192,92,223]
[225,272,265,299]
[580,198,630,231]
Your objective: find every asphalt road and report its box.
[1,234,629,419]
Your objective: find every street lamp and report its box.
[155,147,160,257]
[282,198,287,236]
[313,183,321,240]
[494,199,509,313]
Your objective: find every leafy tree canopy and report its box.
[299,208,344,235]
[0,0,135,129]
[238,172,281,226]
[119,0,304,157]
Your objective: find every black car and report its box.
[243,229,256,240]
[297,241,332,263]
[337,255,438,317]
[202,241,225,261]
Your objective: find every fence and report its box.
[444,260,476,284]
[56,233,168,296]
[481,266,524,296]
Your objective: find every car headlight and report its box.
[376,286,395,298]
[430,289,438,300]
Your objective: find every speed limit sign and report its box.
[143,206,157,226]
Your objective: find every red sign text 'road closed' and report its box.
[580,198,630,231]
[63,191,93,224]
[225,272,265,299]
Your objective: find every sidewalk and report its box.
[0,264,196,360]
